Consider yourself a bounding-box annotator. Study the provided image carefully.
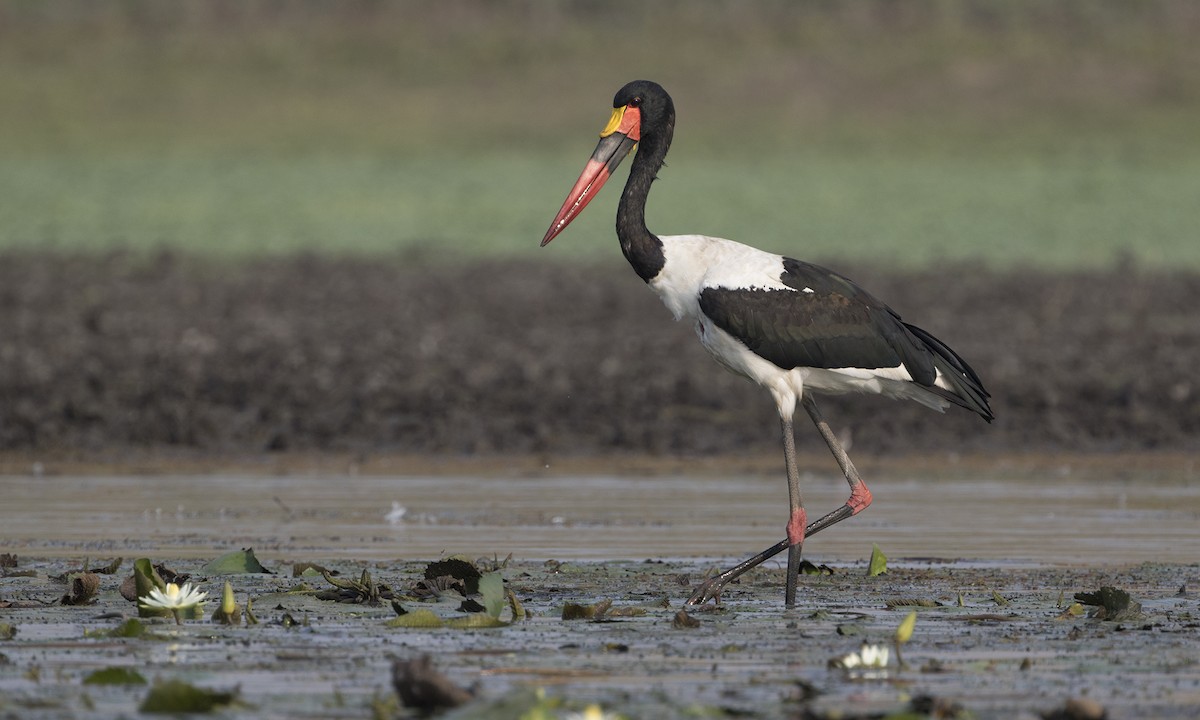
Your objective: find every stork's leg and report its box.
[685,396,873,606]
[800,394,873,533]
[781,415,806,607]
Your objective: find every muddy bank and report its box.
[1,555,1197,719]
[0,253,1196,458]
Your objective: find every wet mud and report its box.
[1,556,1198,719]
[1,253,1197,460]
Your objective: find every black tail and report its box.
[905,323,994,423]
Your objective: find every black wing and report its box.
[698,258,992,420]
[698,258,937,382]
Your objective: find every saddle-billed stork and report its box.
[541,80,992,606]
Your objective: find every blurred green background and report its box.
[2,0,1198,268]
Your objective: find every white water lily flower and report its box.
[833,643,889,670]
[564,704,620,720]
[139,582,208,621]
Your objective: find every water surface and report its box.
[4,468,1196,564]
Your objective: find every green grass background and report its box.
[3,0,1199,268]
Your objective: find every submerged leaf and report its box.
[387,609,446,629]
[83,667,147,686]
[444,613,509,629]
[139,679,237,713]
[201,548,272,575]
[110,618,148,638]
[867,544,888,577]
[562,599,612,621]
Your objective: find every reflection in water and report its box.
[3,470,1197,564]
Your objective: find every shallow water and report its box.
[4,467,1197,564]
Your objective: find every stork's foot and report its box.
[685,576,726,606]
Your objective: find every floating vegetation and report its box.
[83,667,147,686]
[201,548,272,575]
[867,543,888,577]
[391,654,473,716]
[318,567,388,605]
[1075,586,1144,622]
[139,680,238,714]
[59,572,99,606]
[387,559,524,629]
[210,581,242,626]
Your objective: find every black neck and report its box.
[616,128,670,282]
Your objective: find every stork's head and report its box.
[540,80,674,246]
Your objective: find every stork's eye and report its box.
[628,97,642,108]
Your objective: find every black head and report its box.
[613,80,674,141]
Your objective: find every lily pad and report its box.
[139,679,237,714]
[83,667,147,686]
[387,609,446,629]
[201,548,272,575]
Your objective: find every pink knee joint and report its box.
[786,507,808,545]
[848,483,873,515]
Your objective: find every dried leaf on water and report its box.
[61,572,100,606]
[423,557,482,596]
[867,543,888,577]
[391,655,473,716]
[0,623,16,640]
[799,560,835,575]
[318,567,387,605]
[1074,586,1143,621]
[886,598,939,609]
[672,609,701,629]
[562,599,612,621]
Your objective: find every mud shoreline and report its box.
[2,253,1197,460]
